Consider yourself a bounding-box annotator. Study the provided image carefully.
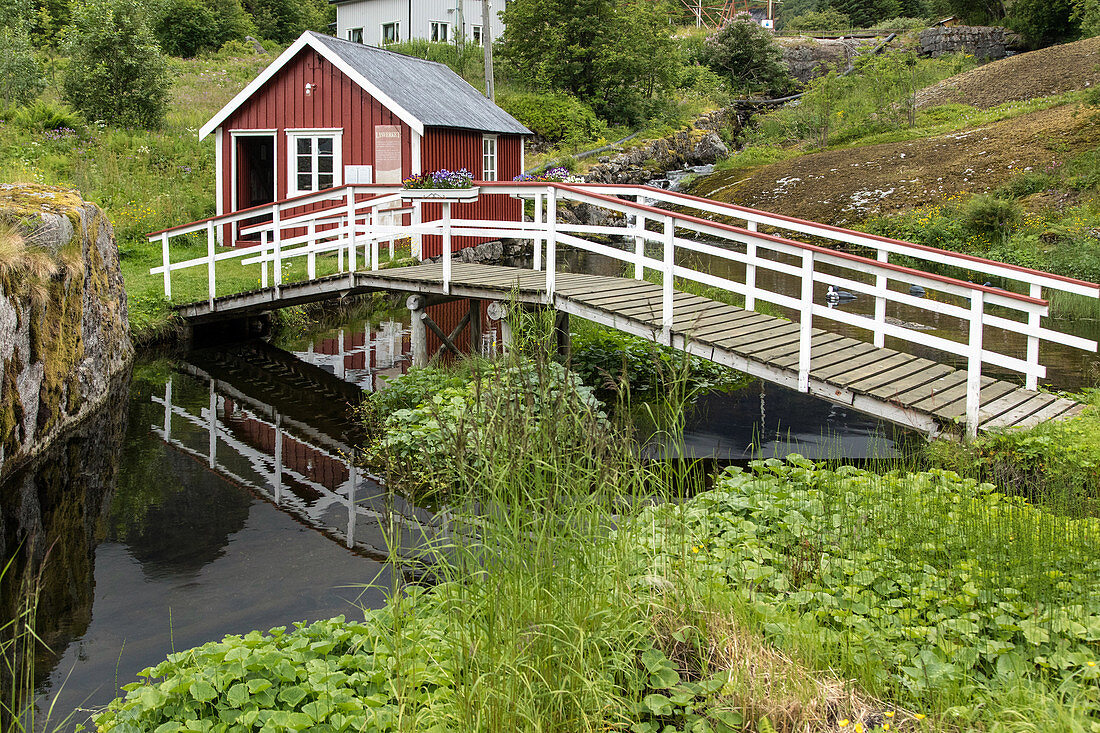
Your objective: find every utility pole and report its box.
[696,0,702,27]
[482,0,495,100]
[456,0,465,51]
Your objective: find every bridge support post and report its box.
[408,295,428,368]
[554,311,571,360]
[634,214,646,280]
[469,299,483,354]
[161,232,172,299]
[206,221,216,308]
[442,201,453,295]
[307,222,317,280]
[545,190,556,302]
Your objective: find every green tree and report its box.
[0,24,45,107]
[152,0,216,56]
[1008,0,1078,46]
[829,0,900,27]
[245,0,329,43]
[497,0,677,123]
[784,7,852,30]
[703,13,793,96]
[62,0,170,127]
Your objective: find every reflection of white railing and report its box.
[149,182,1099,435]
[151,372,436,556]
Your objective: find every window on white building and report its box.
[482,135,497,181]
[287,131,342,195]
[381,22,400,44]
[347,27,363,43]
[471,24,483,45]
[430,21,449,42]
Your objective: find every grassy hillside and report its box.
[690,38,1100,303]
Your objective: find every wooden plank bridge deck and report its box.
[179,262,1086,436]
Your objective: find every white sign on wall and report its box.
[344,165,374,184]
[374,125,403,184]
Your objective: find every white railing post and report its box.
[163,378,172,440]
[874,250,888,348]
[371,210,380,271]
[533,193,543,271]
[545,188,557,302]
[261,231,269,288]
[635,214,647,280]
[272,207,282,291]
[206,221,216,308]
[346,188,357,272]
[412,201,423,261]
[662,216,675,345]
[307,221,317,280]
[161,232,171,299]
[274,413,283,505]
[1026,282,1041,391]
[442,200,453,295]
[798,250,814,392]
[966,291,986,437]
[744,221,757,311]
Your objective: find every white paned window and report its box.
[471,24,483,45]
[347,27,363,43]
[430,21,449,42]
[381,22,399,44]
[287,130,342,196]
[482,135,497,182]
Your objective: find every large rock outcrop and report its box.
[778,37,875,84]
[584,109,740,185]
[918,26,1017,59]
[0,185,132,480]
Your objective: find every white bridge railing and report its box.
[149,182,1099,435]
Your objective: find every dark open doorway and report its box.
[235,135,275,242]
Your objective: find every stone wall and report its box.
[919,26,1016,58]
[778,37,873,84]
[0,185,132,480]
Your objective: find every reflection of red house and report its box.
[198,30,530,250]
[222,399,349,494]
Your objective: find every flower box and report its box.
[405,186,480,203]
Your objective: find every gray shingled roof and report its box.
[307,32,530,135]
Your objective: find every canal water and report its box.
[3,255,1096,727]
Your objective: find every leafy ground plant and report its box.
[635,456,1100,727]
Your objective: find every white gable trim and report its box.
[199,32,425,140]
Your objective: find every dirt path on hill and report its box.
[694,104,1100,225]
[916,36,1100,110]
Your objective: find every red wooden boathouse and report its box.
[198,30,530,253]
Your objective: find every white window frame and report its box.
[347,27,363,43]
[482,134,497,182]
[381,21,400,44]
[470,24,483,45]
[286,128,343,197]
[430,21,449,42]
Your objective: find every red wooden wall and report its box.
[420,129,523,257]
[215,45,526,256]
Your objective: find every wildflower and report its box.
[838,721,849,728]
[884,711,894,718]
[1089,661,1097,667]
[854,725,863,733]
[883,725,890,731]
[691,546,700,553]
[914,714,926,720]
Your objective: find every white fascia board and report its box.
[199,32,426,141]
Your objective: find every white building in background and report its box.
[332,0,507,48]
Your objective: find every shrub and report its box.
[704,13,793,97]
[62,0,170,128]
[0,24,45,108]
[6,100,83,131]
[783,8,852,32]
[498,91,605,145]
[153,0,217,56]
[870,15,931,28]
[963,193,1021,238]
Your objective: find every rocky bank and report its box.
[0,185,132,480]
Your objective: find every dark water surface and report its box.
[3,246,1095,725]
